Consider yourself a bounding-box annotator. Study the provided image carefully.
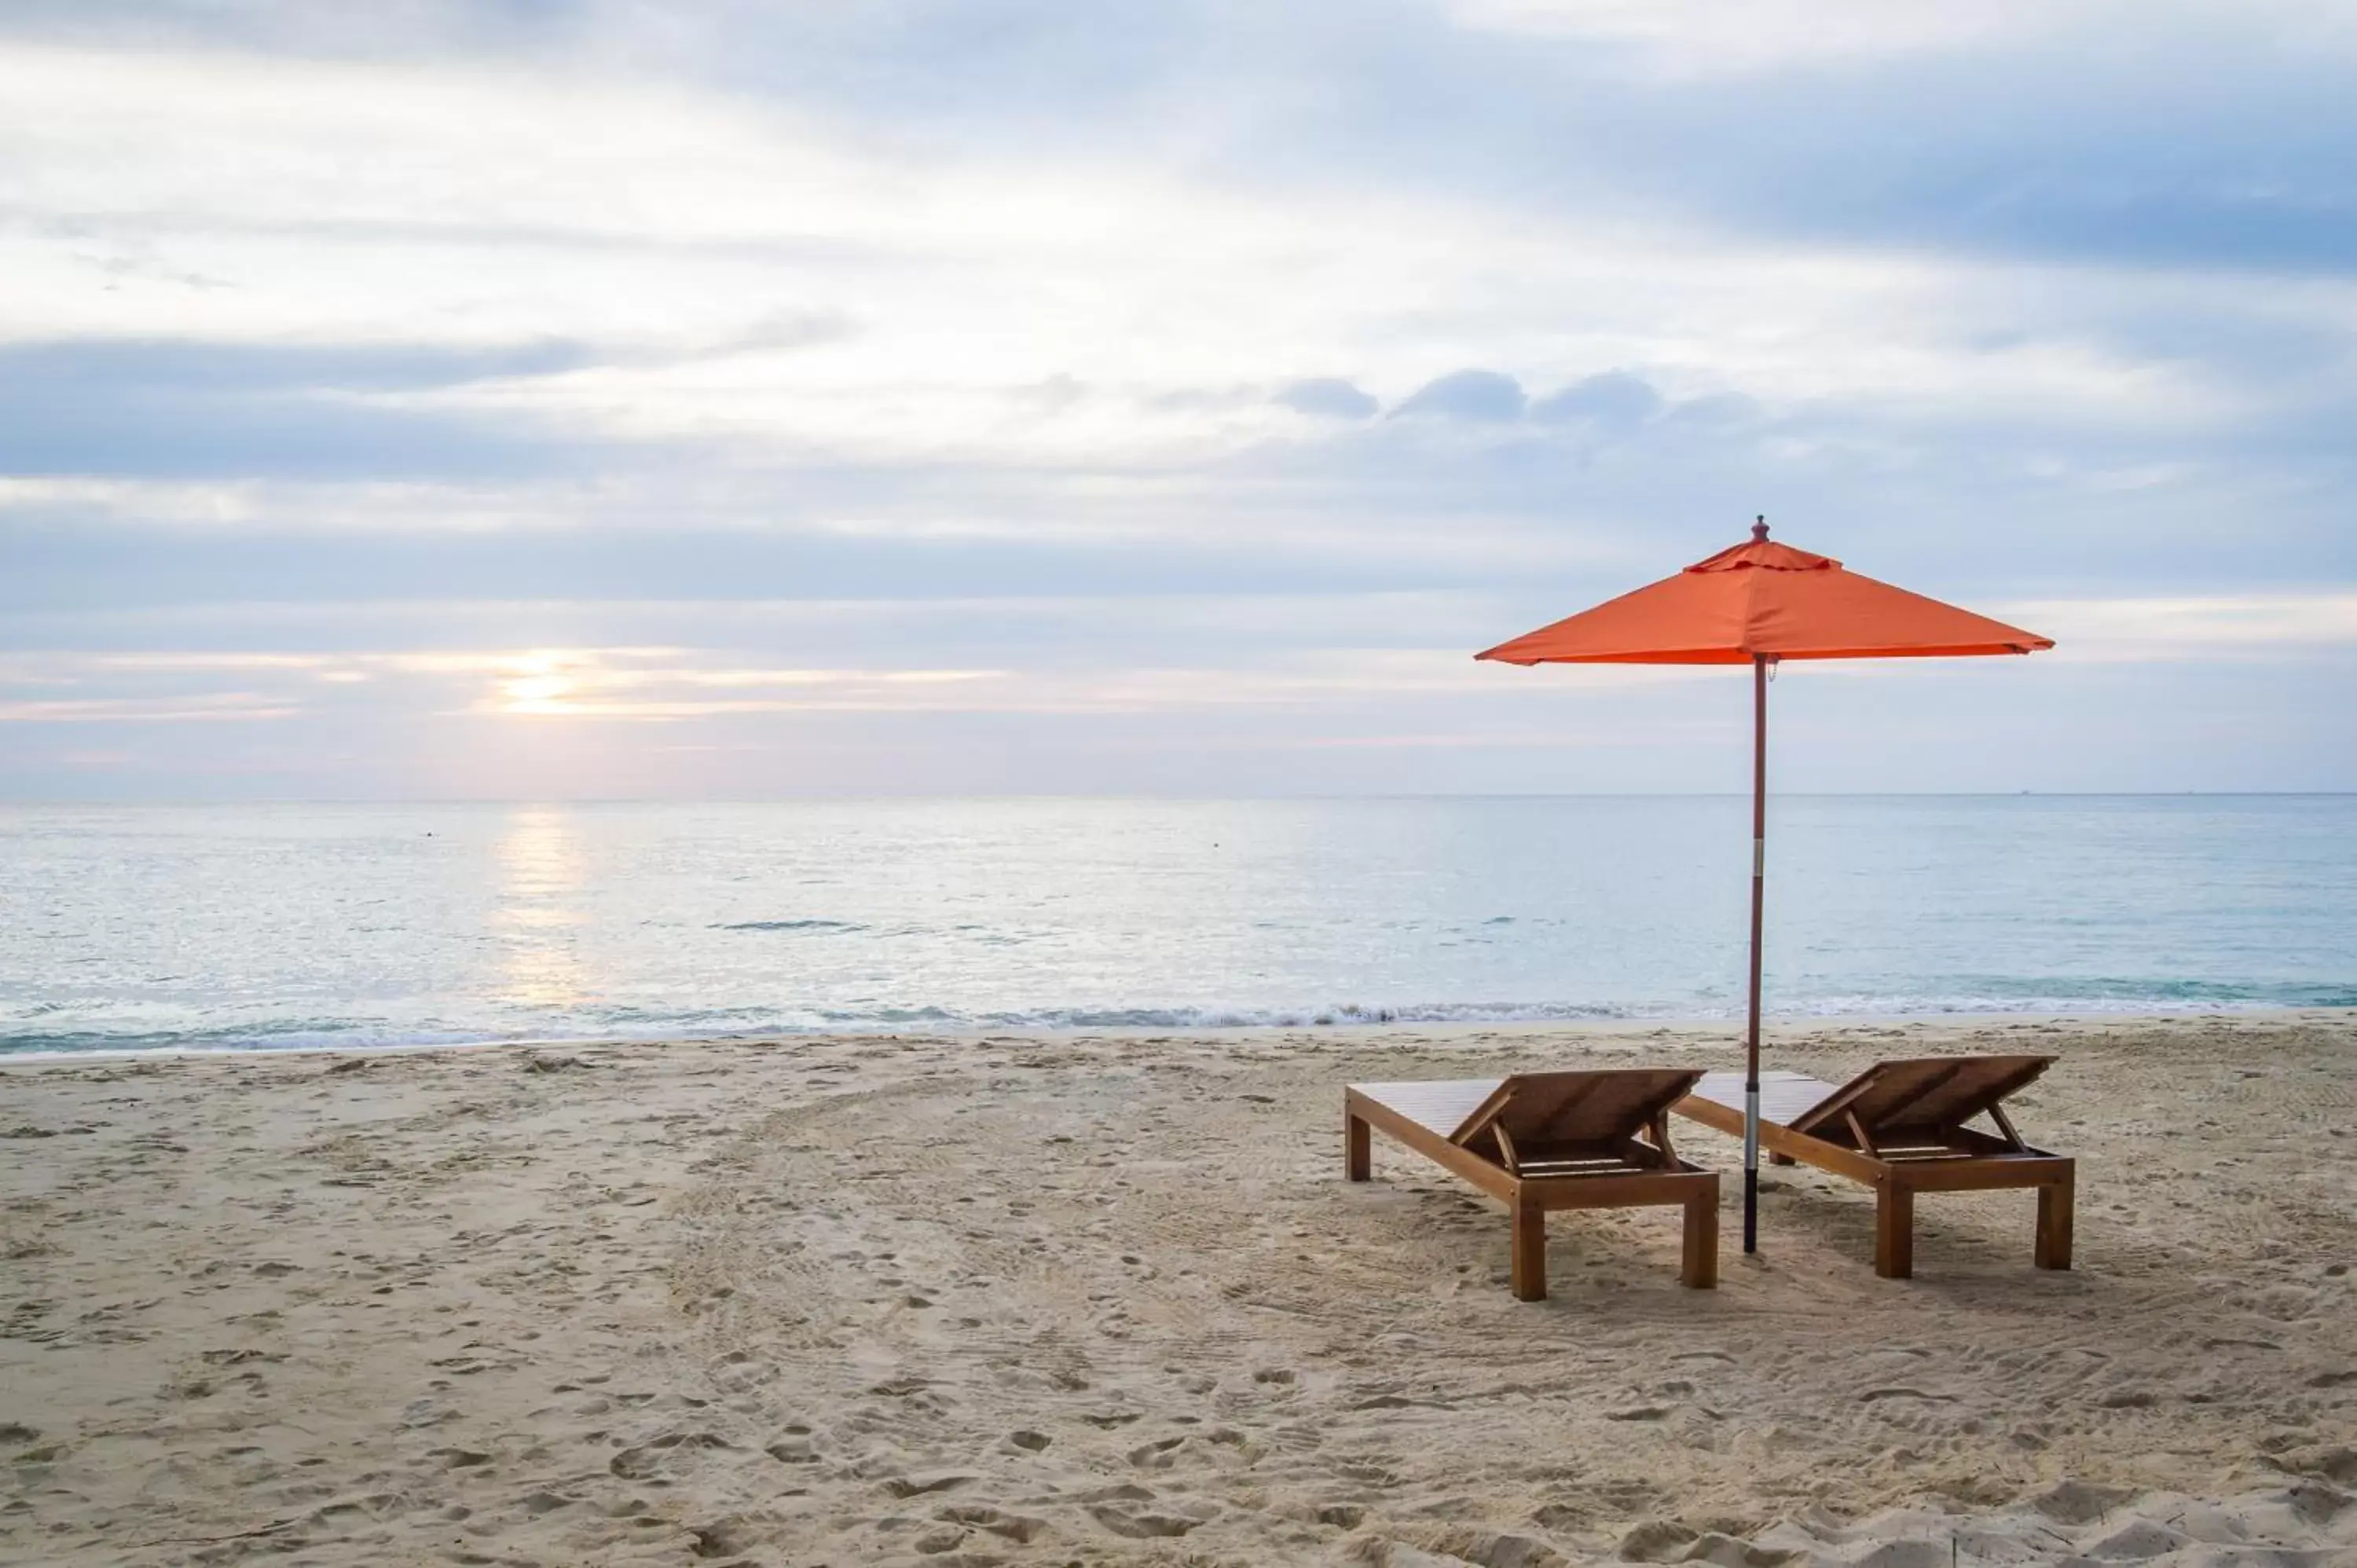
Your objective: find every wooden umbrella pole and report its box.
[1746,650,1767,1253]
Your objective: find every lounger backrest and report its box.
[1790,1056,2055,1141]
[1458,1068,1705,1147]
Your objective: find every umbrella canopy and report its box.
[1476,528,2053,665]
[1474,518,2051,1255]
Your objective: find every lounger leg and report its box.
[1681,1191,1718,1289]
[1509,1198,1547,1302]
[1769,1152,1797,1166]
[2036,1171,2073,1270]
[1344,1112,1370,1182]
[1875,1183,1914,1279]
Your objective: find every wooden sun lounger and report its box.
[1673,1056,2073,1279]
[1344,1068,1719,1301]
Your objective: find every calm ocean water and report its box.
[2,797,2352,1056]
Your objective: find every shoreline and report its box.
[5,1011,2354,1563]
[5,1002,2353,1068]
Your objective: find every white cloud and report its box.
[0,35,2267,486]
[0,692,299,722]
[1449,0,2053,73]
[2005,594,2357,659]
[1446,0,2357,77]
[1,13,2352,794]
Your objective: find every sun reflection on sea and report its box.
[495,807,592,1008]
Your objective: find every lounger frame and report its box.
[1345,1075,1719,1302]
[1673,1058,2073,1279]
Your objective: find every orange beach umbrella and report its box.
[1476,518,2053,1253]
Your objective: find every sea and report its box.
[2,796,2352,1057]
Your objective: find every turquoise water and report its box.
[1,797,2351,1055]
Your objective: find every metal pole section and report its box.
[1745,650,1767,1254]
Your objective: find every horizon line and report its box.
[4,790,2353,808]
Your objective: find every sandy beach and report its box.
[4,1012,2355,1566]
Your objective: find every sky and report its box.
[2,0,2353,799]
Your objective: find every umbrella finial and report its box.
[1752,515,1769,542]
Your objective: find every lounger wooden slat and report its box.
[1672,1057,2073,1279]
[1346,1068,1719,1301]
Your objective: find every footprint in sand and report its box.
[608,1431,738,1479]
[1091,1502,1210,1538]
[686,1519,756,1558]
[764,1432,819,1464]
[937,1504,1047,1543]
[1126,1436,1186,1469]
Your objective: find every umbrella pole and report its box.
[1745,652,1767,1253]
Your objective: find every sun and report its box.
[502,675,574,713]
[500,655,580,715]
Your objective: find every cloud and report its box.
[1446,0,2138,75]
[0,337,628,480]
[0,639,1508,734]
[2003,594,2357,659]
[1392,368,1527,422]
[0,692,299,723]
[1530,370,1663,429]
[0,4,2351,793]
[0,336,599,394]
[1274,378,1379,419]
[0,318,878,481]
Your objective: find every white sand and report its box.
[3,1013,2355,1566]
